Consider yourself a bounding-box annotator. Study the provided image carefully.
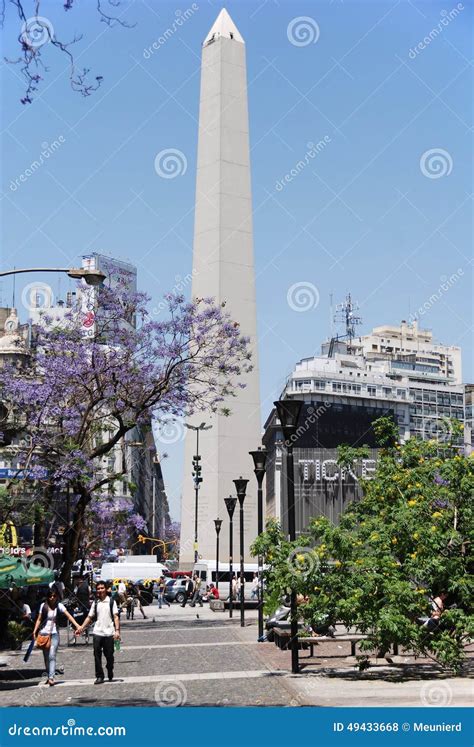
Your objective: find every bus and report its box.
[193,559,259,600]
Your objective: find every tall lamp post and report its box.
[185,422,212,563]
[224,495,237,619]
[233,477,248,628]
[249,447,267,641]
[274,399,303,674]
[0,267,106,285]
[214,518,222,590]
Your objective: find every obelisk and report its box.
[179,9,261,565]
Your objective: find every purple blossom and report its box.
[0,281,251,571]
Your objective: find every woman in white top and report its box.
[32,588,80,686]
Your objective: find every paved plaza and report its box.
[1,602,472,708]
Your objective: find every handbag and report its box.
[36,634,51,650]
[36,603,57,649]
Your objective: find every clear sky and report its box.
[1,0,472,520]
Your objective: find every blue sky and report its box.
[1,0,472,520]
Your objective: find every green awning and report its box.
[0,557,54,589]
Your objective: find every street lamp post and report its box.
[274,399,304,675]
[185,422,212,563]
[249,447,267,641]
[0,267,106,285]
[214,518,222,590]
[224,495,237,619]
[233,477,248,628]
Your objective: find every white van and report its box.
[193,559,259,600]
[100,561,168,583]
[117,555,159,565]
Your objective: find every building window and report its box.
[367,385,376,396]
[382,387,392,397]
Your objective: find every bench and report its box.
[272,628,370,657]
[223,600,260,610]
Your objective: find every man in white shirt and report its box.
[76,581,120,684]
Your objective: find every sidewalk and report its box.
[1,603,472,707]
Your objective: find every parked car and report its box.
[164,578,188,604]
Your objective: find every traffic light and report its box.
[192,455,202,489]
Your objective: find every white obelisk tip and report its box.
[203,8,244,45]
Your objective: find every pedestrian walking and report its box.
[250,573,259,600]
[76,581,121,684]
[133,583,148,619]
[190,573,203,607]
[33,588,81,686]
[49,577,65,601]
[156,576,170,609]
[74,575,91,613]
[181,575,195,607]
[117,580,127,608]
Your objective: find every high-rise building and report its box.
[179,9,261,564]
[263,316,465,535]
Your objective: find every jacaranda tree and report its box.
[1,281,251,582]
[252,418,473,671]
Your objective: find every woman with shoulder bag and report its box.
[32,588,81,686]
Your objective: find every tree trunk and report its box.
[33,487,50,547]
[60,489,89,586]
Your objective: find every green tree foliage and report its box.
[252,419,473,671]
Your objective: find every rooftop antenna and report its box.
[334,292,362,348]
